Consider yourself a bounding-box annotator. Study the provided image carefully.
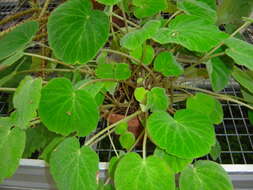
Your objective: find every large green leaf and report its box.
[179,160,233,190]
[186,93,223,124]
[154,148,192,173]
[115,152,175,190]
[146,87,169,112]
[96,63,131,80]
[154,52,183,77]
[120,20,161,50]
[12,76,42,129]
[206,57,232,92]
[47,0,109,64]
[178,0,217,23]
[225,38,253,71]
[196,0,216,9]
[152,15,228,53]
[232,67,253,94]
[96,0,121,5]
[50,137,99,190]
[0,126,26,183]
[0,21,38,61]
[133,0,167,18]
[147,110,215,159]
[38,78,99,136]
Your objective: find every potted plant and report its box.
[1,0,253,189]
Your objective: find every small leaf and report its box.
[134,87,148,103]
[13,76,42,129]
[115,152,175,190]
[38,78,99,136]
[96,0,121,5]
[0,21,38,61]
[120,20,161,50]
[0,126,26,183]
[186,93,223,124]
[210,139,221,161]
[225,37,253,70]
[130,45,154,65]
[96,63,131,80]
[119,132,135,150]
[147,87,169,112]
[154,148,192,173]
[206,57,232,92]
[109,156,119,178]
[147,110,215,159]
[153,15,228,52]
[154,52,183,77]
[178,0,217,23]
[115,122,128,135]
[50,137,99,190]
[133,0,168,18]
[179,160,233,190]
[232,67,253,94]
[47,0,109,64]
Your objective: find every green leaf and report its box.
[147,110,215,159]
[12,76,42,129]
[0,117,14,128]
[120,20,161,50]
[75,79,104,97]
[119,132,135,149]
[196,0,216,9]
[50,137,99,190]
[134,87,148,103]
[154,148,192,173]
[179,160,233,190]
[153,15,228,53]
[154,52,183,77]
[225,37,253,70]
[206,57,232,92]
[96,63,131,80]
[232,67,253,94]
[96,0,121,5]
[186,93,223,124]
[0,127,26,183]
[217,0,253,25]
[115,122,128,135]
[248,110,253,125]
[210,139,221,161]
[23,125,57,158]
[133,0,168,18]
[0,51,24,69]
[115,152,175,190]
[0,21,38,61]
[178,0,217,23]
[109,156,119,178]
[38,78,99,136]
[47,0,109,64]
[147,87,169,112]
[130,45,154,65]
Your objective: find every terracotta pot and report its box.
[107,113,143,138]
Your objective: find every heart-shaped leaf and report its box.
[186,93,223,124]
[147,87,169,112]
[115,152,175,190]
[121,20,161,50]
[153,15,228,52]
[0,21,38,61]
[206,57,232,92]
[179,160,233,190]
[50,137,99,190]
[0,126,26,183]
[12,76,42,129]
[119,132,135,149]
[154,148,192,173]
[147,110,215,159]
[133,0,168,18]
[178,0,217,23]
[154,52,183,77]
[225,37,253,70]
[38,78,99,136]
[47,0,109,64]
[134,87,148,103]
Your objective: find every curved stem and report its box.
[142,130,147,160]
[39,0,51,18]
[111,12,140,28]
